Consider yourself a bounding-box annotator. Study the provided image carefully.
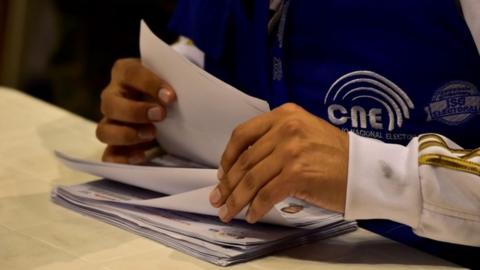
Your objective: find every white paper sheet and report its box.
[55,151,217,195]
[56,152,306,226]
[139,21,270,168]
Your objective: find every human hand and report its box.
[209,103,349,223]
[96,58,176,164]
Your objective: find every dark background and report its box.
[0,0,178,120]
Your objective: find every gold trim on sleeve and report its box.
[418,141,470,154]
[419,154,480,176]
[418,134,476,154]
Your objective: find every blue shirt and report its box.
[170,0,480,149]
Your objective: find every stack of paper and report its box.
[51,21,357,266]
[52,153,356,266]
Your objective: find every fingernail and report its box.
[218,205,229,222]
[209,187,221,205]
[158,88,172,104]
[217,166,224,180]
[128,154,144,165]
[147,106,163,122]
[138,128,155,140]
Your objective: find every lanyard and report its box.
[270,0,291,108]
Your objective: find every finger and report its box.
[210,129,277,207]
[101,91,166,123]
[102,141,158,164]
[220,113,273,177]
[216,154,283,223]
[245,175,291,224]
[96,118,156,145]
[112,58,176,105]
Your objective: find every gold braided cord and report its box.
[460,149,480,160]
[418,134,478,155]
[419,154,480,176]
[418,141,470,154]
[418,133,445,143]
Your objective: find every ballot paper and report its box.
[52,178,356,266]
[52,152,357,266]
[51,21,357,266]
[140,20,270,168]
[51,152,357,266]
[55,151,350,227]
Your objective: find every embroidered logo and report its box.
[324,71,415,132]
[424,81,480,126]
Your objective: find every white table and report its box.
[0,87,463,269]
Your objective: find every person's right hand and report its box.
[96,58,176,164]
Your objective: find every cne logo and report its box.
[324,71,414,131]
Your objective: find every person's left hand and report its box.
[209,103,349,223]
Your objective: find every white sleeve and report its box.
[344,132,480,247]
[460,0,480,54]
[170,36,205,68]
